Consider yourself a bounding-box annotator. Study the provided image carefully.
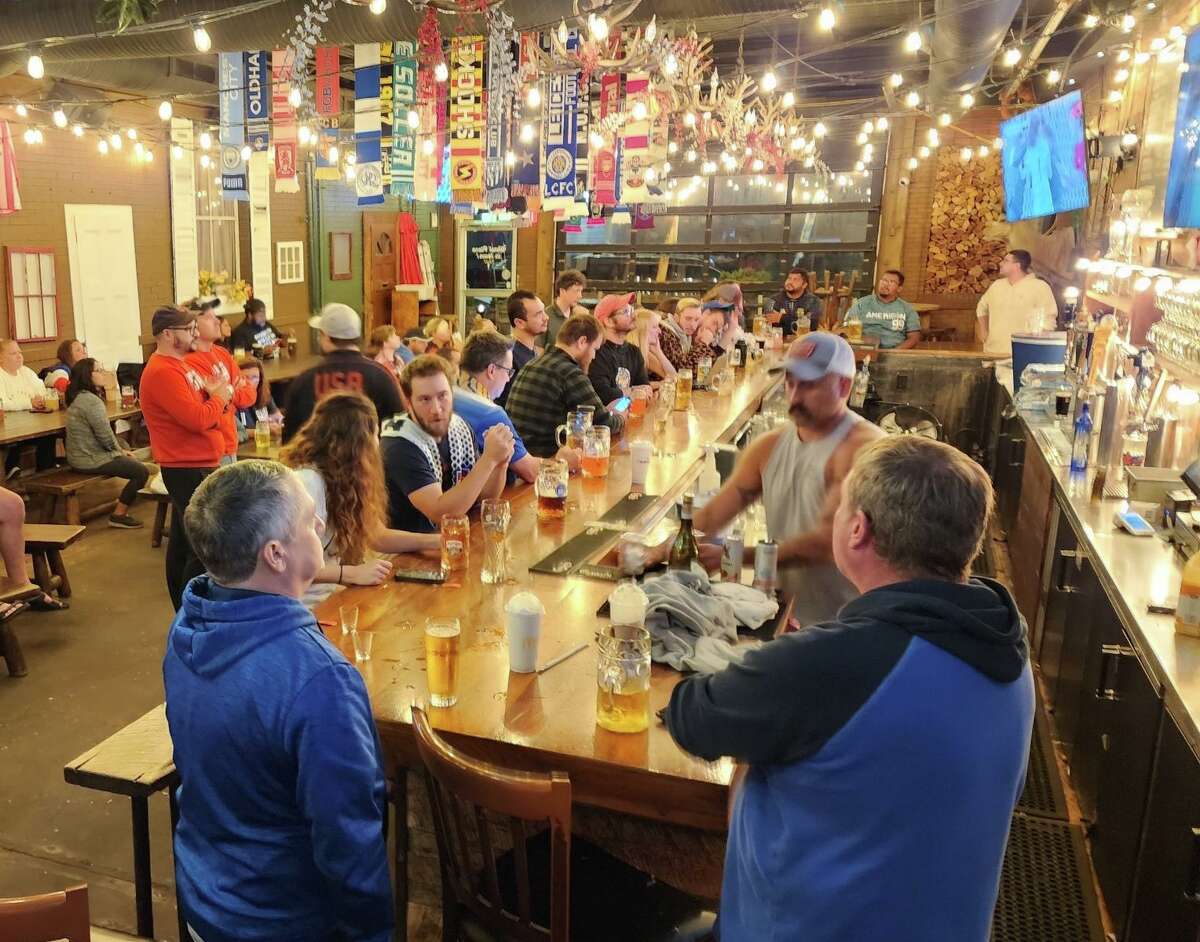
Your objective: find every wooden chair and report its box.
[24,469,108,525]
[24,523,84,598]
[0,883,90,942]
[0,577,49,677]
[412,707,712,942]
[138,489,172,548]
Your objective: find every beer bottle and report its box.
[669,494,701,571]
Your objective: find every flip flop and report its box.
[0,601,29,622]
[29,594,69,612]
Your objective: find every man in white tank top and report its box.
[695,333,882,624]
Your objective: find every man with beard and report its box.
[586,292,654,405]
[692,333,882,623]
[381,354,513,533]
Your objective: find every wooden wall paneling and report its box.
[878,116,917,274]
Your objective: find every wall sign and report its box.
[464,228,514,291]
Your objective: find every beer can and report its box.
[753,539,779,594]
[721,533,745,583]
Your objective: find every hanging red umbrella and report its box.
[0,121,22,216]
[395,211,424,285]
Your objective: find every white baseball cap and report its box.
[785,332,857,381]
[308,303,362,340]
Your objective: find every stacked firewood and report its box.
[924,150,1007,295]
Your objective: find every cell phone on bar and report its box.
[393,568,446,584]
[613,397,631,412]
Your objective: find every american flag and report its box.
[0,121,21,215]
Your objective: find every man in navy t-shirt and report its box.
[380,355,512,533]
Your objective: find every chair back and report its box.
[0,884,90,942]
[411,706,572,942]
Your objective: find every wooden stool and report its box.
[137,490,172,549]
[24,524,84,599]
[23,470,107,525]
[0,577,48,677]
[64,705,181,940]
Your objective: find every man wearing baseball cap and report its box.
[139,305,232,609]
[693,332,883,623]
[282,304,404,443]
[586,292,654,406]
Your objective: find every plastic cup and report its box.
[339,604,358,636]
[351,629,374,662]
[630,440,652,488]
[505,591,545,673]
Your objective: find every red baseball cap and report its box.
[593,292,636,322]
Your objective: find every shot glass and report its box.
[351,629,374,663]
[339,604,359,637]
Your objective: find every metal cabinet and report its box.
[1127,714,1200,942]
[1049,536,1100,766]
[1068,596,1163,935]
[1038,508,1085,724]
[992,410,1026,538]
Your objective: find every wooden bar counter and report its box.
[315,363,783,838]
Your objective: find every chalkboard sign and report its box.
[464,229,514,291]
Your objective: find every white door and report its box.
[64,204,144,368]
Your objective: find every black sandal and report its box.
[0,601,29,622]
[29,593,69,612]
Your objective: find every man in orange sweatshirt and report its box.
[184,298,255,463]
[139,306,231,610]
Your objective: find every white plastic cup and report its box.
[505,591,545,673]
[630,439,652,488]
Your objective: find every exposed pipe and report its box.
[924,0,1022,111]
[1000,0,1080,100]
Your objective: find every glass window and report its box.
[565,219,631,245]
[711,214,785,244]
[662,179,711,207]
[194,152,239,278]
[790,212,871,244]
[712,174,788,207]
[632,215,707,244]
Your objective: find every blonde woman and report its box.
[423,316,462,365]
[631,308,676,381]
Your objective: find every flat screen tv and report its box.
[1000,91,1090,222]
[1164,27,1200,228]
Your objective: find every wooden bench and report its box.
[23,470,109,525]
[25,524,84,598]
[64,705,181,940]
[137,489,172,548]
[0,577,51,677]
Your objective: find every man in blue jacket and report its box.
[163,460,392,942]
[667,435,1034,942]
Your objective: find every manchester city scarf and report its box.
[314,45,340,181]
[354,43,384,205]
[483,12,514,207]
[449,36,485,204]
[219,52,248,201]
[245,51,270,153]
[379,42,394,191]
[542,32,579,210]
[271,48,300,193]
[392,41,417,196]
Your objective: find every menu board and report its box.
[464,229,514,291]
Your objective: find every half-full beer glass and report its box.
[596,624,651,733]
[425,617,461,707]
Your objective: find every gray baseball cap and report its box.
[308,303,362,340]
[785,332,857,381]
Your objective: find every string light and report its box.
[813,121,827,137]
[422,138,435,155]
[526,85,541,108]
[818,7,836,30]
[199,131,212,150]
[1122,131,1139,148]
[143,149,154,163]
[1134,274,1153,292]
[1002,47,1022,67]
[199,153,210,168]
[369,0,387,13]
[1171,26,1185,41]
[71,123,83,137]
[15,103,27,118]
[192,23,212,53]
[1084,13,1099,27]
[345,164,356,182]
[1134,51,1150,65]
[126,128,137,140]
[504,150,516,167]
[1121,13,1135,32]
[1046,68,1061,84]
[927,128,940,146]
[589,130,604,148]
[519,123,534,143]
[588,13,610,41]
[876,116,889,131]
[1117,49,1131,62]
[907,156,919,169]
[856,131,869,145]
[667,141,678,154]
[960,147,973,162]
[109,132,122,150]
[51,108,67,128]
[434,62,449,82]
[686,148,697,161]
[298,125,312,145]
[938,112,951,127]
[288,86,302,108]
[133,141,144,157]
[889,72,904,88]
[1156,275,1175,294]
[782,90,795,108]
[27,51,45,80]
[1108,89,1123,103]
[904,90,920,108]
[977,145,990,158]
[240,144,252,160]
[918,146,931,162]
[158,100,173,121]
[761,69,778,92]
[1151,37,1167,52]
[645,16,657,42]
[993,136,1003,149]
[407,109,420,129]
[98,139,109,155]
[632,100,648,121]
[904,30,922,53]
[171,144,183,160]
[960,92,975,109]
[684,111,696,127]
[663,53,678,76]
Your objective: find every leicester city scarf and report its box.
[354,43,384,205]
[244,50,270,153]
[450,36,485,204]
[219,52,248,201]
[271,48,300,193]
[314,45,340,181]
[542,32,579,210]
[379,42,394,191]
[392,41,417,196]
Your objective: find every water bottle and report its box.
[1070,403,1093,475]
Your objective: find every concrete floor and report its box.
[0,497,182,938]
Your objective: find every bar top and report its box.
[316,363,785,832]
[1008,369,1200,752]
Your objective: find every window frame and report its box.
[4,246,60,343]
[194,147,241,281]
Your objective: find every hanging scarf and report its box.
[542,32,579,210]
[392,41,417,196]
[219,52,249,201]
[245,51,270,153]
[383,413,476,486]
[483,11,515,208]
[449,36,485,204]
[314,45,340,181]
[379,42,394,191]
[620,72,652,203]
[414,10,443,200]
[271,48,300,193]
[0,121,22,215]
[510,32,541,198]
[354,43,384,205]
[593,73,621,206]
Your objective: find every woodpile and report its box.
[924,149,1007,295]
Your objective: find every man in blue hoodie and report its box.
[667,435,1034,942]
[163,460,392,942]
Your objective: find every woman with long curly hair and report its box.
[280,391,439,586]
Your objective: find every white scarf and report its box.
[660,316,692,355]
[383,412,476,484]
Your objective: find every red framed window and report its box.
[4,247,59,342]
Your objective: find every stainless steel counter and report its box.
[1002,366,1200,752]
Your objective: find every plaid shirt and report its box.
[506,347,624,457]
[658,323,721,375]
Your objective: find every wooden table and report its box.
[315,363,783,837]
[258,351,321,384]
[0,400,141,448]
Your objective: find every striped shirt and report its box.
[506,346,624,457]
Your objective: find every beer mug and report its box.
[120,385,137,409]
[629,386,649,418]
[582,426,611,479]
[440,514,470,573]
[254,420,272,454]
[536,458,569,520]
[674,370,693,411]
[596,624,651,733]
[480,498,510,585]
[425,617,461,707]
[555,408,594,451]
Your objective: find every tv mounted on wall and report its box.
[999,91,1091,222]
